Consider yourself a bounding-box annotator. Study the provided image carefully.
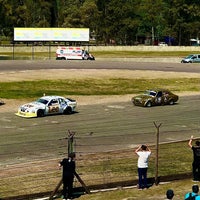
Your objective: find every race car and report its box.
[15,95,77,118]
[131,89,178,107]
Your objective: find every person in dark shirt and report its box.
[59,153,76,200]
[188,135,200,181]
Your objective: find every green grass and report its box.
[93,50,200,57]
[0,78,199,99]
[77,179,195,200]
[73,142,195,200]
[1,141,195,199]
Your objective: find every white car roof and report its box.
[39,95,64,101]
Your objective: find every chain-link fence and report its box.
[0,131,194,199]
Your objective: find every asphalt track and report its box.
[0,60,200,166]
[0,59,200,73]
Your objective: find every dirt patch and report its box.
[0,69,200,82]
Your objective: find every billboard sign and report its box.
[14,28,89,41]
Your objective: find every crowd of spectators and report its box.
[166,184,200,200]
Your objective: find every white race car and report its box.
[15,95,77,118]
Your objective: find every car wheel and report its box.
[64,107,72,114]
[169,100,174,105]
[37,109,44,117]
[146,101,152,107]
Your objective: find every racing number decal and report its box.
[48,106,59,113]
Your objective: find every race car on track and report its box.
[15,95,77,118]
[131,89,178,107]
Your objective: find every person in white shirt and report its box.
[135,144,151,190]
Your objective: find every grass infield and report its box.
[0,78,199,99]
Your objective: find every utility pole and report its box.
[152,26,155,45]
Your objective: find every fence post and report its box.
[49,130,75,200]
[67,130,90,194]
[153,121,162,185]
[68,130,75,155]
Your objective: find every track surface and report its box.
[0,60,200,73]
[0,60,200,166]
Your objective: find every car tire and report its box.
[146,101,152,107]
[37,109,44,117]
[64,107,72,114]
[169,100,174,105]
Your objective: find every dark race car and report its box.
[131,89,179,107]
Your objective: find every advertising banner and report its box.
[14,28,89,41]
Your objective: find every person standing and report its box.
[135,144,151,190]
[59,153,76,200]
[188,135,200,181]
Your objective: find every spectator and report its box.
[188,135,200,181]
[166,189,174,199]
[184,184,200,200]
[82,49,85,60]
[59,153,76,200]
[135,144,151,190]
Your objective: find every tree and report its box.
[166,0,200,45]
[0,0,199,45]
[80,0,100,42]
[57,0,83,28]
[0,0,16,37]
[96,0,141,45]
[137,0,168,45]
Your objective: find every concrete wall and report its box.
[89,46,200,52]
[0,45,199,52]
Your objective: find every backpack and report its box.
[185,193,197,200]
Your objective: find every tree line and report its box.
[0,0,199,45]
